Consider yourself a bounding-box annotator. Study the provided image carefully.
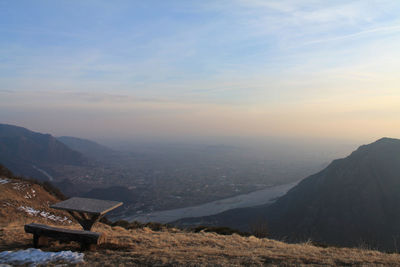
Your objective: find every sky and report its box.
[1,0,400,144]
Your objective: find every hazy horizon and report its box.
[1,1,399,144]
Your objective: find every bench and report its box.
[24,223,105,250]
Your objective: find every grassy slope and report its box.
[1,175,400,266]
[0,177,71,227]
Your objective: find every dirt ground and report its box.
[2,222,400,266]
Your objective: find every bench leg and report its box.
[67,211,102,231]
[33,234,48,247]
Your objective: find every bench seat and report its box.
[24,223,105,250]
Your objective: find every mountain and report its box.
[57,136,115,162]
[1,165,400,266]
[0,123,86,180]
[176,138,400,250]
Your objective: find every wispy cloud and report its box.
[306,24,400,45]
[1,1,400,140]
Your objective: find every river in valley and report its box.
[121,181,299,223]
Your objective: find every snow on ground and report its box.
[0,178,9,184]
[18,206,72,223]
[18,206,40,216]
[2,202,11,207]
[0,248,84,266]
[24,188,36,199]
[12,182,28,191]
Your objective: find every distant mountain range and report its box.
[177,138,400,250]
[0,124,87,180]
[57,136,115,162]
[4,122,400,250]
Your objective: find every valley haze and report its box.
[1,1,400,264]
[0,123,333,220]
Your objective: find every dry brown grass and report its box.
[0,177,72,227]
[2,222,400,266]
[2,178,400,266]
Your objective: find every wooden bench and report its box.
[24,223,105,250]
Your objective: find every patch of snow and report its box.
[18,206,40,216]
[0,178,9,185]
[2,202,12,207]
[24,189,36,199]
[12,182,28,191]
[39,211,72,223]
[0,248,84,266]
[18,206,72,223]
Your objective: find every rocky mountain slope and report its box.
[0,124,86,180]
[177,138,400,251]
[264,137,400,249]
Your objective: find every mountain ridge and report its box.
[0,123,87,180]
[57,136,115,162]
[176,137,400,251]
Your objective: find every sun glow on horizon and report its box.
[1,0,400,143]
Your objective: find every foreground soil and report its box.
[2,222,400,266]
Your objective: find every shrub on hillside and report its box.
[0,163,14,178]
[109,220,172,231]
[40,181,67,200]
[107,220,250,237]
[192,225,250,236]
[249,219,269,238]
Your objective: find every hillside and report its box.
[0,124,86,180]
[57,136,116,162]
[264,137,400,250]
[177,138,400,251]
[0,165,70,226]
[2,167,400,265]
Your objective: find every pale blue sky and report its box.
[1,0,400,141]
